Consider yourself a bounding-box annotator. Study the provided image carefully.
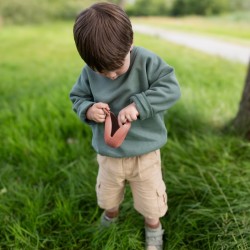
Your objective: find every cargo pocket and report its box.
[156,182,168,215]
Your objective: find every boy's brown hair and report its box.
[73,2,133,72]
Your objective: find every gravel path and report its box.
[133,24,250,64]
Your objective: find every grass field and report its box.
[131,12,250,46]
[0,21,250,249]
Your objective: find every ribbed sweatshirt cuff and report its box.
[78,101,95,125]
[130,93,154,120]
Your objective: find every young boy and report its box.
[70,2,181,249]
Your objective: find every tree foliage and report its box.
[171,0,229,16]
[127,0,250,16]
[0,0,250,24]
[0,0,92,24]
[126,0,170,16]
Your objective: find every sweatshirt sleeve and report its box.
[69,69,95,124]
[130,54,181,120]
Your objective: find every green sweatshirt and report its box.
[70,46,181,158]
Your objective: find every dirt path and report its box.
[133,24,250,64]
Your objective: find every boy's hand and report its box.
[86,102,110,123]
[118,102,139,127]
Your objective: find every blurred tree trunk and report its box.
[118,0,126,8]
[109,0,127,8]
[233,59,250,139]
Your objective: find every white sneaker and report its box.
[145,223,164,250]
[100,212,118,227]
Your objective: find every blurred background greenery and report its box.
[0,0,250,25]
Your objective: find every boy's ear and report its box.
[130,44,134,51]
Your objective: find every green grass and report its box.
[0,21,250,249]
[131,12,250,45]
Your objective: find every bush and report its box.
[171,0,229,16]
[126,0,170,16]
[0,0,92,25]
[0,0,47,24]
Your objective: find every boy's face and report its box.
[98,46,133,80]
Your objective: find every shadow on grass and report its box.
[165,103,219,141]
